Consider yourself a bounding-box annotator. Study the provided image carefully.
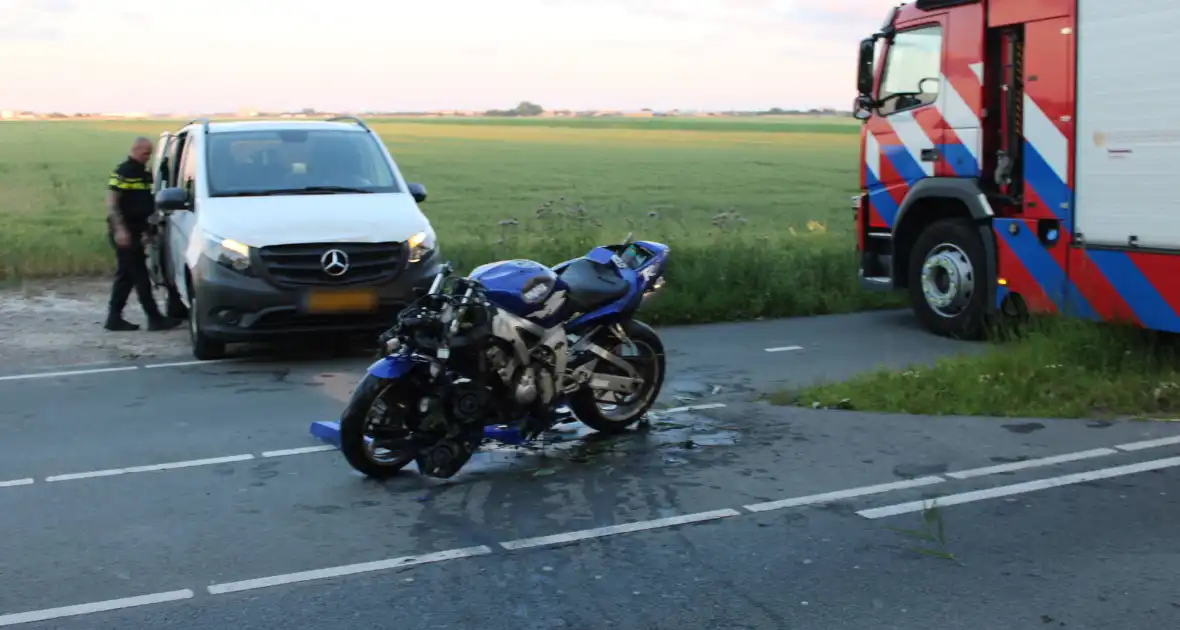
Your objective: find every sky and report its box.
[0,0,901,113]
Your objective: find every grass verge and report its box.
[438,205,906,326]
[778,318,1180,419]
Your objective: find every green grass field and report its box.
[0,115,903,325]
[782,318,1180,420]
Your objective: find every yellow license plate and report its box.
[303,289,378,313]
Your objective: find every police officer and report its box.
[104,136,182,332]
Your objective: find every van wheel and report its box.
[907,218,989,340]
[189,294,227,360]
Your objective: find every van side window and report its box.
[158,137,179,188]
[177,135,197,195]
[878,25,943,116]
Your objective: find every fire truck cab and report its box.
[853,0,1180,338]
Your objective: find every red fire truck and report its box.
[853,0,1180,339]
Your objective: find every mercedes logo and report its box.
[320,249,350,277]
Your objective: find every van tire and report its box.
[189,294,227,360]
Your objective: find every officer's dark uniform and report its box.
[106,158,177,331]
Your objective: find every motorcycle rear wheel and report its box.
[569,319,665,434]
[339,374,418,479]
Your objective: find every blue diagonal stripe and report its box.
[1084,250,1180,333]
[1022,140,1069,223]
[881,144,928,187]
[996,220,1097,320]
[937,142,979,178]
[1019,136,1102,317]
[865,169,900,227]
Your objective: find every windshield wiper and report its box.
[218,186,372,197]
[283,185,373,194]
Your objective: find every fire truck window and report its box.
[878,25,943,116]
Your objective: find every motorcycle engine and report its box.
[491,347,556,410]
[412,379,488,479]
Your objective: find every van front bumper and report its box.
[190,255,441,342]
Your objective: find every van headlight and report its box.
[203,233,252,274]
[407,230,436,263]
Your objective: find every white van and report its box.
[147,117,440,360]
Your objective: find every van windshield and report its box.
[205,129,401,197]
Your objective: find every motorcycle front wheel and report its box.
[569,319,666,434]
[339,374,419,479]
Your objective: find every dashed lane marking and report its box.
[742,477,945,513]
[1114,435,1180,451]
[499,509,741,550]
[9,405,731,487]
[205,546,494,595]
[44,454,256,483]
[858,454,1180,519]
[944,447,1118,480]
[0,590,194,627]
[0,359,240,383]
[0,366,138,382]
[6,444,1180,625]
[260,445,337,458]
[661,403,727,413]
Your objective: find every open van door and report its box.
[147,132,175,287]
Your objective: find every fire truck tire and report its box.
[907,218,987,340]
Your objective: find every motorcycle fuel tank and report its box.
[469,259,569,320]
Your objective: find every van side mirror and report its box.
[156,186,190,211]
[857,37,876,98]
[407,182,427,203]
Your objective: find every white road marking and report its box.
[1114,435,1180,451]
[500,509,742,550]
[945,447,1118,479]
[743,477,945,513]
[8,442,1180,621]
[0,478,34,488]
[206,546,494,594]
[764,346,804,353]
[662,403,727,414]
[0,366,137,382]
[45,454,255,482]
[144,359,238,369]
[261,445,337,458]
[858,455,1180,519]
[0,589,194,627]
[0,358,243,383]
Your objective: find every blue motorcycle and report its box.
[337,237,670,479]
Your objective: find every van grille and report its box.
[257,242,405,287]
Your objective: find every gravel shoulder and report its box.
[0,278,189,368]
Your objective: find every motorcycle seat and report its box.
[557,258,631,310]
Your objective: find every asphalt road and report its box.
[2,310,1179,629]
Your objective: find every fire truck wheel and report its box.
[907,218,987,340]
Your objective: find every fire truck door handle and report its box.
[920,148,939,162]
